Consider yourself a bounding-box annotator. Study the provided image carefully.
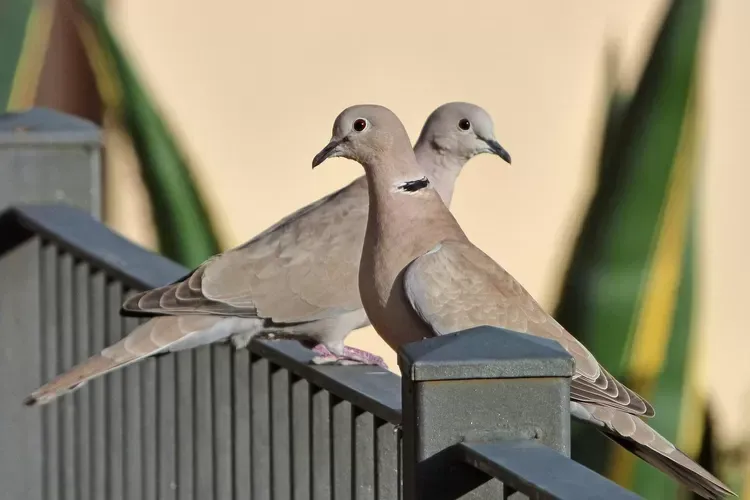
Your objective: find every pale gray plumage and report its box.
[24,102,510,406]
[311,104,734,499]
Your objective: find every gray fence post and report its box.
[0,107,102,217]
[399,326,575,500]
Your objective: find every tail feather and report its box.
[24,315,224,406]
[605,432,733,500]
[24,351,144,406]
[573,402,735,499]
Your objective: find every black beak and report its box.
[312,138,342,169]
[485,139,512,164]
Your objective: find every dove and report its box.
[24,102,511,406]
[310,104,735,499]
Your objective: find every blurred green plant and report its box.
[2,0,221,268]
[1,0,45,109]
[77,0,221,268]
[553,0,733,497]
[0,1,28,107]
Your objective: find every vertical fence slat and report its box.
[141,356,158,500]
[212,344,233,500]
[332,399,353,500]
[106,281,124,500]
[74,261,91,500]
[176,350,195,500]
[89,271,107,500]
[0,237,43,500]
[291,377,311,500]
[312,389,331,500]
[233,349,251,499]
[157,351,177,500]
[375,421,399,500]
[272,366,292,500]
[41,244,59,500]
[397,430,403,500]
[58,252,76,500]
[354,412,375,500]
[195,345,214,500]
[123,315,142,500]
[251,357,271,500]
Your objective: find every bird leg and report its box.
[310,342,388,369]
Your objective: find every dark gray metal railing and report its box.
[0,204,403,500]
[0,203,643,500]
[457,441,641,499]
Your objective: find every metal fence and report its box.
[0,205,405,500]
[0,109,642,500]
[0,204,642,500]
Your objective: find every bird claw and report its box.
[310,344,388,369]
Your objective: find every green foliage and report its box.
[80,1,221,268]
[2,0,220,268]
[0,0,34,108]
[554,0,717,497]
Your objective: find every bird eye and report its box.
[353,119,367,132]
[458,118,471,131]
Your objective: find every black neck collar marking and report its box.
[396,177,430,192]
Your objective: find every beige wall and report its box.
[105,0,750,443]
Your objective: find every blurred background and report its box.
[1,0,748,497]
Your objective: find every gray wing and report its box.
[403,239,654,417]
[122,177,369,323]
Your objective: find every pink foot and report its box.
[310,344,388,369]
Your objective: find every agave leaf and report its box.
[554,0,718,496]
[1,0,40,109]
[77,0,221,268]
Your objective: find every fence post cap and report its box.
[0,107,101,145]
[397,326,574,381]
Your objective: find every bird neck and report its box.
[360,159,467,312]
[413,137,466,207]
[362,158,441,224]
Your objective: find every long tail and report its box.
[573,402,735,499]
[24,315,225,406]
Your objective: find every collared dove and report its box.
[24,102,511,406]
[311,104,735,499]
